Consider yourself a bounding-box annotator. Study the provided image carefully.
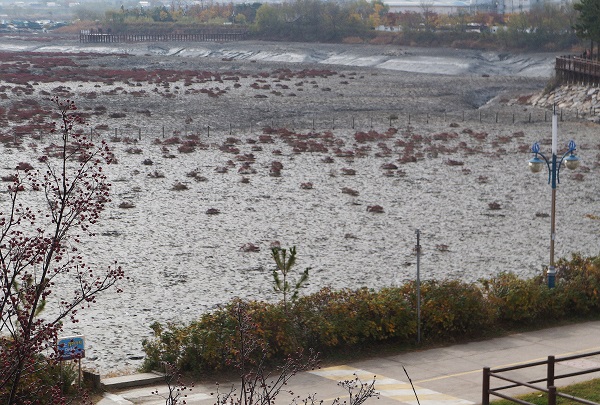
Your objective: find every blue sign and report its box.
[58,335,85,361]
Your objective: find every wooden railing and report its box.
[79,29,248,43]
[556,55,600,86]
[483,350,600,405]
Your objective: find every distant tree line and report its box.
[89,0,593,51]
[99,0,387,42]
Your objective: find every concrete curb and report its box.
[101,372,165,390]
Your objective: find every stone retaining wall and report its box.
[527,85,600,123]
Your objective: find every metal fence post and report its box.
[547,355,555,388]
[482,367,490,405]
[548,386,557,405]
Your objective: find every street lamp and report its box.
[528,109,580,288]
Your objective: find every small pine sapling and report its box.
[271,246,310,312]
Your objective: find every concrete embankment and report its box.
[525,85,600,123]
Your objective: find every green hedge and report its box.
[142,254,600,374]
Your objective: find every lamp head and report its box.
[528,156,545,173]
[564,154,580,170]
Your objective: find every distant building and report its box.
[386,0,471,14]
[494,0,567,13]
[384,0,569,15]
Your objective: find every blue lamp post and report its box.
[528,109,580,288]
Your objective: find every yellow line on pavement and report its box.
[415,369,480,384]
[312,366,474,404]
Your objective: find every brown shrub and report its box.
[341,187,359,197]
[367,205,384,213]
[342,37,364,44]
[171,182,189,191]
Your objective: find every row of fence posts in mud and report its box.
[80,108,596,142]
[79,30,248,43]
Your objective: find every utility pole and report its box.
[416,229,421,344]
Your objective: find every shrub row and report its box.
[142,254,600,375]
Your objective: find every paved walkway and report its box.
[98,320,600,405]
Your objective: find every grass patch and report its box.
[491,378,600,405]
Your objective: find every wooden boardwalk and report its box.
[556,55,600,86]
[79,29,248,43]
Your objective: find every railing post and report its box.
[482,367,490,405]
[548,386,557,405]
[547,355,555,388]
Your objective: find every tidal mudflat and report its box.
[0,37,598,373]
